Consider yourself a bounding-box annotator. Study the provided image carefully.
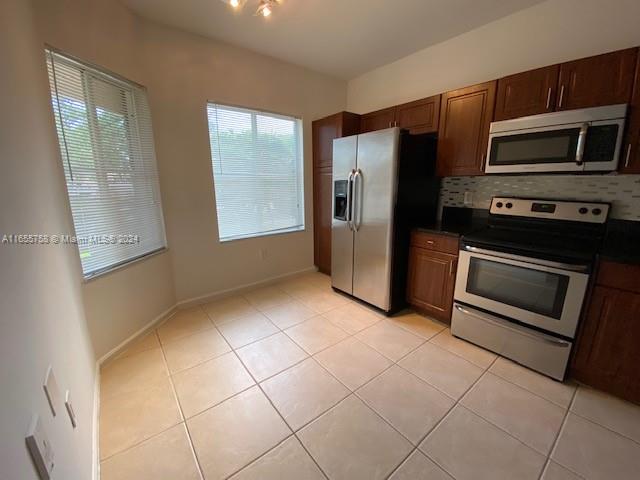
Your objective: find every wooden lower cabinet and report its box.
[406,236,458,323]
[571,261,640,404]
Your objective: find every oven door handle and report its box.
[463,246,589,273]
[454,304,572,347]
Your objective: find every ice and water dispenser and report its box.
[333,179,349,221]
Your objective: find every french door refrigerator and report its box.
[331,127,439,313]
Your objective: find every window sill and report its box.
[82,247,169,283]
[219,226,305,243]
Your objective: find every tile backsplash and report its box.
[439,175,640,221]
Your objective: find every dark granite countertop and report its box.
[415,207,489,238]
[600,219,640,265]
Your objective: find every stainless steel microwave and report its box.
[485,104,627,174]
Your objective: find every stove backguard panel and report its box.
[439,175,640,221]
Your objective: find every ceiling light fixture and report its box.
[256,0,281,18]
[220,0,282,18]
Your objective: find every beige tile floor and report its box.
[99,272,640,480]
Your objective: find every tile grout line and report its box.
[387,355,501,480]
[537,385,581,480]
[157,314,207,480]
[229,345,332,480]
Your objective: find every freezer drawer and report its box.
[451,302,572,381]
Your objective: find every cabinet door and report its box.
[557,48,637,111]
[437,81,497,177]
[494,65,559,121]
[360,107,397,133]
[572,286,640,404]
[312,112,360,169]
[396,95,441,134]
[313,167,333,274]
[620,49,640,174]
[406,247,457,323]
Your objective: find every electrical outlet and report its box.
[43,366,60,417]
[65,390,77,428]
[26,415,54,479]
[463,191,474,207]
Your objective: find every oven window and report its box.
[467,258,570,319]
[489,128,580,166]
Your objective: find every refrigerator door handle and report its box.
[353,169,362,232]
[346,169,355,231]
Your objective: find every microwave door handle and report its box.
[575,123,589,166]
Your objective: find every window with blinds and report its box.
[46,49,166,278]
[206,103,304,242]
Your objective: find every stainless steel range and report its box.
[451,197,610,380]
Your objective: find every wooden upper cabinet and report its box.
[396,95,441,133]
[494,65,559,121]
[557,48,637,111]
[437,81,497,177]
[360,107,397,133]
[312,112,360,169]
[620,48,640,174]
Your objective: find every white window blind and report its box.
[206,103,304,242]
[46,50,166,278]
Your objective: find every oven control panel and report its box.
[490,197,610,223]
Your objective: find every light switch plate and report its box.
[26,415,54,479]
[43,366,60,417]
[65,390,77,428]
[463,191,474,207]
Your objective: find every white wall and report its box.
[32,0,178,359]
[0,1,96,478]
[139,20,347,302]
[31,0,347,355]
[347,0,640,113]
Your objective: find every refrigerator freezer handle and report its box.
[346,170,355,231]
[353,169,362,232]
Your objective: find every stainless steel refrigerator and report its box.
[331,127,439,313]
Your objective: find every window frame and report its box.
[205,101,305,243]
[46,47,167,280]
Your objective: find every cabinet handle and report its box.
[426,240,434,245]
[558,85,565,108]
[625,143,632,168]
[388,121,392,128]
[545,87,552,110]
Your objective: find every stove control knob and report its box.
[579,207,589,214]
[505,202,513,209]
[496,202,503,208]
[592,208,603,216]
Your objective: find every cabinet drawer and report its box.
[410,231,459,255]
[597,260,640,293]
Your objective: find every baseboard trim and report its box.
[97,266,319,366]
[97,304,177,366]
[176,266,318,309]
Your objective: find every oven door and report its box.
[485,119,624,174]
[454,249,589,338]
